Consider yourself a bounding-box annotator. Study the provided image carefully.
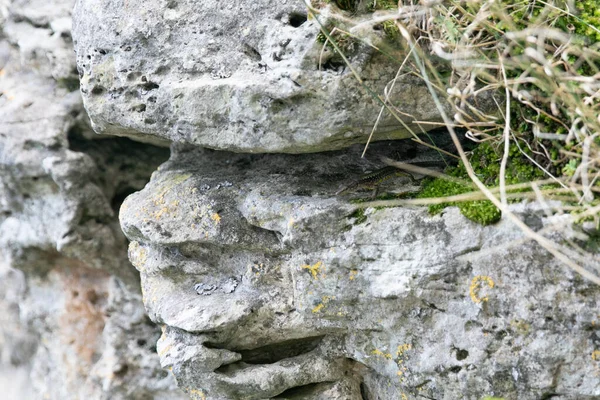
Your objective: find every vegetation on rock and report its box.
[308,0,600,283]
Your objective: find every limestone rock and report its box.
[72,0,448,153]
[120,142,600,399]
[0,0,185,398]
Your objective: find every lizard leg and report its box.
[371,186,380,199]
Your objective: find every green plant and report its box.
[306,0,600,284]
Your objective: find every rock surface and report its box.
[0,0,185,398]
[72,0,449,153]
[3,0,599,399]
[120,142,600,400]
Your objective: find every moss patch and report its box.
[417,142,544,226]
[348,208,367,225]
[417,178,501,226]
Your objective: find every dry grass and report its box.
[307,0,600,284]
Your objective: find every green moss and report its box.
[459,200,502,225]
[417,141,546,226]
[316,23,359,54]
[381,20,400,40]
[571,1,600,43]
[348,208,367,225]
[418,178,501,225]
[488,0,600,44]
[333,0,358,12]
[562,159,578,177]
[459,142,545,186]
[418,178,470,215]
[366,0,397,11]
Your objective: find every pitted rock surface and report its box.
[120,142,600,400]
[72,0,448,152]
[0,0,185,398]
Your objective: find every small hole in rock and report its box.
[132,104,146,112]
[289,12,308,27]
[91,86,105,95]
[455,349,469,361]
[141,81,160,90]
[86,290,99,304]
[321,59,346,73]
[114,364,129,377]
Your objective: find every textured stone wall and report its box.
[0,0,185,398]
[1,0,599,400]
[71,0,451,152]
[118,142,600,400]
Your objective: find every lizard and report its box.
[335,165,417,198]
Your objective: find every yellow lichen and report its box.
[211,212,221,224]
[186,388,207,400]
[396,343,412,357]
[128,241,147,271]
[312,295,334,313]
[469,275,495,303]
[302,261,324,279]
[349,269,358,280]
[371,349,393,360]
[312,303,325,313]
[592,349,600,361]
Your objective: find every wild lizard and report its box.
[335,165,417,198]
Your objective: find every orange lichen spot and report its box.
[349,269,358,280]
[211,212,222,223]
[469,275,495,303]
[302,261,323,279]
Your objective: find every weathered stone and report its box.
[120,142,600,400]
[6,0,599,399]
[0,0,185,398]
[72,0,449,153]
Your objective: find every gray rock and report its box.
[0,0,185,398]
[120,143,600,400]
[72,0,452,152]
